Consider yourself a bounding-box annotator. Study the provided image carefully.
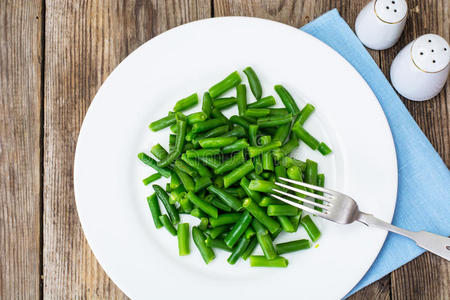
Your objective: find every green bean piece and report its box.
[315,173,325,212]
[174,166,195,192]
[137,153,171,178]
[242,115,257,124]
[170,123,178,133]
[236,84,247,116]
[272,135,299,161]
[280,156,306,171]
[245,227,256,239]
[259,196,283,207]
[223,160,254,188]
[183,143,195,151]
[192,227,216,264]
[198,217,209,231]
[289,214,302,232]
[209,213,241,227]
[318,142,332,155]
[248,125,259,146]
[277,239,310,255]
[292,123,320,150]
[221,126,246,138]
[253,156,263,175]
[175,159,198,177]
[250,256,288,267]
[244,108,270,118]
[222,138,249,154]
[297,103,315,125]
[157,114,187,167]
[179,195,193,213]
[198,136,237,149]
[243,198,280,234]
[256,230,277,260]
[213,175,224,188]
[225,211,253,248]
[190,157,218,172]
[240,177,262,203]
[251,219,267,234]
[142,173,162,185]
[261,172,271,180]
[274,84,300,115]
[229,115,250,130]
[259,136,274,171]
[215,151,245,175]
[170,171,181,189]
[211,108,231,128]
[277,216,295,233]
[272,124,290,144]
[242,237,258,260]
[209,71,242,98]
[243,67,262,99]
[227,235,251,265]
[149,114,176,131]
[193,125,229,145]
[159,214,177,236]
[153,185,180,224]
[147,193,163,229]
[185,148,221,158]
[151,144,169,160]
[173,93,199,112]
[187,112,207,125]
[212,97,237,110]
[187,192,218,218]
[169,185,186,204]
[248,179,277,193]
[205,237,233,252]
[202,92,213,118]
[194,176,212,193]
[207,185,242,211]
[205,225,230,239]
[256,114,293,128]
[269,108,289,115]
[287,165,307,199]
[177,223,190,256]
[301,215,321,242]
[191,207,207,219]
[247,96,276,109]
[305,159,318,193]
[181,154,211,177]
[274,166,287,179]
[267,205,299,216]
[247,141,282,158]
[191,118,227,134]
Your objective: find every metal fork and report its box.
[270,177,450,261]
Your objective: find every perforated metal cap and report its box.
[411,34,450,73]
[374,0,407,24]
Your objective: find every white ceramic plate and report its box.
[74,17,397,300]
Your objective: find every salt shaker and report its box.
[355,0,407,50]
[390,34,449,101]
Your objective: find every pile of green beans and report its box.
[139,68,330,267]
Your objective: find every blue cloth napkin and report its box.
[300,9,450,297]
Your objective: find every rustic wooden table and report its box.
[1,1,449,299]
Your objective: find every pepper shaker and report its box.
[355,0,407,50]
[390,34,449,101]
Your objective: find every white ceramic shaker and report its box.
[355,0,407,50]
[390,34,449,101]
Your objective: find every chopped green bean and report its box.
[289,214,302,232]
[157,113,187,167]
[209,71,242,98]
[223,160,254,188]
[173,93,199,112]
[212,97,237,110]
[191,207,207,219]
[277,239,310,255]
[187,111,207,125]
[267,205,299,216]
[193,125,229,145]
[272,135,299,161]
[179,195,193,213]
[175,159,198,177]
[274,85,300,115]
[236,84,247,116]
[243,198,280,234]
[305,159,318,193]
[227,235,251,265]
[202,92,213,118]
[181,154,211,177]
[257,114,293,128]
[242,237,258,260]
[142,173,162,185]
[174,166,195,192]
[215,150,245,175]
[260,136,274,171]
[192,118,227,133]
[192,227,215,264]
[247,141,282,158]
[318,142,332,155]
[230,115,250,130]
[194,176,212,192]
[205,237,233,252]
[240,177,262,203]
[244,108,270,118]
[198,156,222,169]
[224,211,253,248]
[248,179,277,193]
[259,196,283,207]
[292,123,320,150]
[199,136,237,148]
[178,223,190,255]
[297,103,315,125]
[253,156,263,175]
[153,185,180,224]
[280,156,306,171]
[243,67,262,99]
[186,148,221,158]
[159,214,177,236]
[187,191,218,218]
[301,215,321,242]
[207,185,242,211]
[147,193,163,229]
[269,108,289,115]
[249,256,288,267]
[170,171,182,189]
[274,165,287,178]
[222,138,249,154]
[247,96,276,109]
[199,217,209,231]
[248,125,259,146]
[205,225,230,239]
[277,216,295,233]
[149,114,176,131]
[151,144,169,160]
[256,230,277,259]
[211,197,232,212]
[209,213,241,227]
[137,153,171,178]
[221,126,246,138]
[272,124,290,143]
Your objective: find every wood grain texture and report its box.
[0,1,43,299]
[43,1,210,299]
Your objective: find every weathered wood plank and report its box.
[378,1,450,298]
[0,1,43,299]
[213,1,389,299]
[43,1,211,298]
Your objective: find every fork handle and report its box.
[358,212,450,261]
